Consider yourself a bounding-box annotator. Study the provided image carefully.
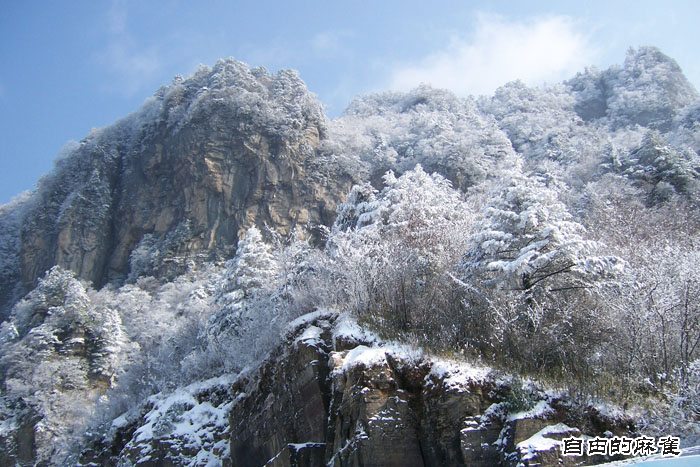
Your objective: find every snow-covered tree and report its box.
[193,226,284,373]
[215,226,278,307]
[328,85,516,191]
[668,359,700,441]
[127,220,195,281]
[613,131,700,201]
[480,80,581,159]
[462,168,622,303]
[157,58,327,142]
[332,182,382,232]
[601,238,700,388]
[329,165,475,336]
[568,46,699,131]
[0,266,124,464]
[82,265,222,424]
[607,47,699,131]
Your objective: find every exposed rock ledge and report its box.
[81,311,637,466]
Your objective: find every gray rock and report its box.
[82,314,637,466]
[18,59,353,292]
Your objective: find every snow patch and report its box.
[284,308,337,336]
[294,325,324,347]
[125,373,236,465]
[594,400,627,419]
[111,413,129,429]
[336,345,388,372]
[331,341,421,373]
[507,400,553,421]
[427,359,491,390]
[332,312,380,344]
[516,423,573,461]
[289,442,326,449]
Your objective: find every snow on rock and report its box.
[288,442,326,449]
[426,358,492,391]
[332,312,380,346]
[507,400,554,421]
[332,345,389,373]
[331,339,425,373]
[111,412,129,430]
[294,325,324,347]
[515,422,576,461]
[121,374,237,466]
[329,313,495,393]
[286,308,338,330]
[284,308,337,337]
[594,400,628,420]
[329,313,423,373]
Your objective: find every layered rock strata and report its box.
[81,312,637,466]
[18,59,352,292]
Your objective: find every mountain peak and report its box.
[1,47,699,465]
[9,57,349,297]
[624,45,684,73]
[566,45,698,129]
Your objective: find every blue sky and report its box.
[1,0,699,204]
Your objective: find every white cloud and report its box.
[311,30,353,57]
[107,0,128,35]
[99,39,161,96]
[238,41,293,69]
[389,14,598,96]
[312,31,340,53]
[97,0,162,96]
[238,29,354,70]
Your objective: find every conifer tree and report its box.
[462,168,622,302]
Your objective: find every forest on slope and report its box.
[0,46,699,464]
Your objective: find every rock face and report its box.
[81,312,637,466]
[7,48,695,466]
[18,59,352,292]
[7,46,698,303]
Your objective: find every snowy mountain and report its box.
[0,60,353,320]
[0,46,699,465]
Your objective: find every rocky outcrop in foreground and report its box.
[81,311,637,466]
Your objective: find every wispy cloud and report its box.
[107,0,128,34]
[99,40,161,96]
[97,0,162,97]
[311,30,353,57]
[389,14,597,96]
[238,41,293,69]
[238,29,354,71]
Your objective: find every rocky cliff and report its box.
[3,47,697,315]
[16,59,352,295]
[80,311,637,466]
[2,47,698,466]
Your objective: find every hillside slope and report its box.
[0,46,699,465]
